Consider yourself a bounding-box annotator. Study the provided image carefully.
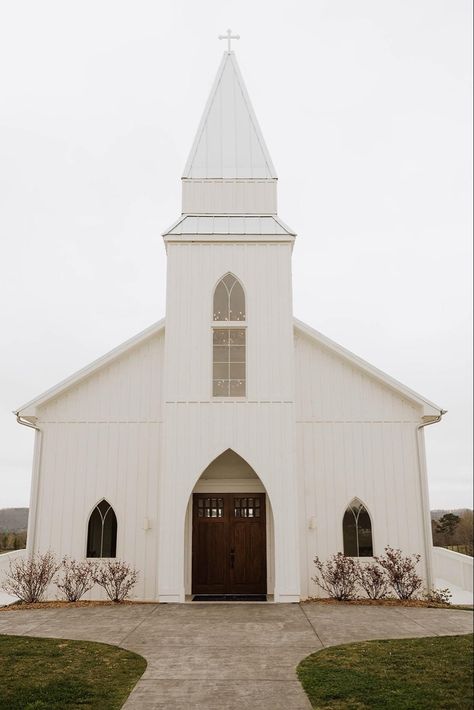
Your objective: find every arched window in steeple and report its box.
[86,499,117,558]
[343,499,373,557]
[213,273,245,321]
[212,274,246,397]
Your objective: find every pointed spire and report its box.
[183,52,277,180]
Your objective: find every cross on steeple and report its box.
[218,28,240,53]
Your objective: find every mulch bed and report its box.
[1,597,471,611]
[0,599,157,611]
[302,597,472,609]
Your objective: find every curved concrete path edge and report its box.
[0,603,472,709]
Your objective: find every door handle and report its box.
[230,548,235,569]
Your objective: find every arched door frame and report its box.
[183,448,275,597]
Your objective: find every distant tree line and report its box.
[432,510,473,556]
[0,530,27,553]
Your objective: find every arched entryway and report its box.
[184,449,275,599]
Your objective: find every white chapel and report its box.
[16,44,444,603]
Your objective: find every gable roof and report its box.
[183,52,277,179]
[15,319,165,417]
[294,318,443,417]
[16,316,442,420]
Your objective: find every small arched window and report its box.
[212,274,246,397]
[213,273,245,321]
[87,499,117,558]
[343,499,373,557]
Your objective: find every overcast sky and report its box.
[0,0,472,510]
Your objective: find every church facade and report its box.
[16,50,443,602]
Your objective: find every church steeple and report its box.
[179,49,281,218]
[183,51,277,180]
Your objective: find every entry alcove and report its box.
[184,449,275,598]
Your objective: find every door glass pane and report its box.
[197,497,224,518]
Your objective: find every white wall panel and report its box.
[294,332,429,599]
[38,332,164,423]
[295,331,419,422]
[164,242,294,403]
[181,179,277,215]
[33,422,162,601]
[30,331,165,601]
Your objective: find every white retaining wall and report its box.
[433,546,473,603]
[0,549,27,605]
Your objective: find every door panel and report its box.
[192,496,226,594]
[192,493,266,595]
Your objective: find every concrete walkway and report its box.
[0,603,472,709]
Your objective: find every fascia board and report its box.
[15,319,165,416]
[294,318,442,416]
[161,215,187,237]
[273,216,297,236]
[163,234,295,244]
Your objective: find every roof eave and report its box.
[15,319,166,417]
[294,318,443,417]
[162,215,297,238]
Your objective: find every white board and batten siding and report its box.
[157,236,301,602]
[31,331,164,601]
[294,327,430,599]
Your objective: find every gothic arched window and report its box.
[212,274,246,397]
[213,273,245,322]
[343,499,373,557]
[87,499,117,558]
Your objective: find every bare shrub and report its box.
[92,560,138,602]
[355,561,390,599]
[1,551,60,603]
[374,547,422,600]
[55,558,96,602]
[312,553,358,600]
[423,587,452,605]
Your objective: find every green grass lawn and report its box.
[298,634,473,710]
[0,635,146,710]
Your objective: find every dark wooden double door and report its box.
[192,493,266,595]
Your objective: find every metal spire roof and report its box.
[183,51,277,180]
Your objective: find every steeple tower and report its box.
[159,44,301,603]
[176,50,287,219]
[164,50,295,236]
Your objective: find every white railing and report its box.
[0,548,27,573]
[0,549,27,605]
[433,546,473,593]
